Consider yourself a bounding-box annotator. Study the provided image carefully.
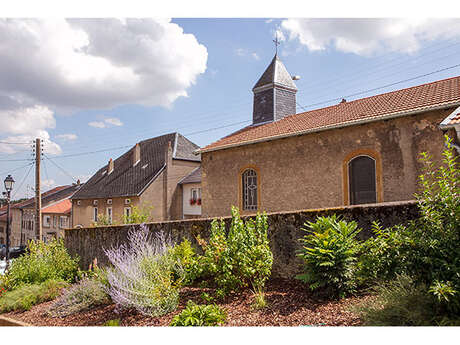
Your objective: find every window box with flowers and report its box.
[197,198,201,205]
[190,198,197,206]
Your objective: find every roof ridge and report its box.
[293,74,460,119]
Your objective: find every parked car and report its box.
[8,245,27,259]
[0,244,5,260]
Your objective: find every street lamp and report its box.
[3,174,14,271]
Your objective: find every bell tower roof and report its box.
[252,54,298,92]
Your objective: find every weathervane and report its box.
[273,32,280,55]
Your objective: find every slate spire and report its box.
[252,54,298,125]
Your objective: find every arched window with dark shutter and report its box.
[242,169,258,211]
[348,156,377,205]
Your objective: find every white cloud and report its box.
[88,117,123,129]
[104,117,123,127]
[235,48,260,60]
[0,19,207,151]
[56,133,77,141]
[0,19,207,111]
[42,179,55,188]
[88,121,106,128]
[0,105,61,154]
[280,18,460,56]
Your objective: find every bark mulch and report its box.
[1,279,372,327]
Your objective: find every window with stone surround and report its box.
[242,168,258,211]
[348,155,377,205]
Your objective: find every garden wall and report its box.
[65,201,419,279]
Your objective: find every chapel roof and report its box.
[253,54,297,91]
[200,75,460,153]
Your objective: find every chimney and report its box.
[340,98,347,103]
[133,143,140,166]
[108,158,114,175]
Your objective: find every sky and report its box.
[1,17,460,199]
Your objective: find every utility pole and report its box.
[34,138,42,241]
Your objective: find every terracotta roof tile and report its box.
[448,113,460,125]
[41,199,71,214]
[201,75,460,152]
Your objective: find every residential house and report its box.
[11,184,80,245]
[71,132,200,227]
[0,206,7,245]
[198,54,460,217]
[178,167,202,219]
[41,198,72,241]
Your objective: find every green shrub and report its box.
[356,136,460,324]
[0,280,68,313]
[356,222,412,286]
[296,215,361,298]
[168,238,199,284]
[122,205,154,224]
[4,239,79,290]
[197,206,273,297]
[48,277,110,317]
[103,319,121,326]
[170,301,227,326]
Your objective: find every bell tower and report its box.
[252,54,298,125]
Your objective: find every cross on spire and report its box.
[273,33,280,55]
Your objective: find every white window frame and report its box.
[43,215,51,227]
[53,215,57,228]
[124,207,131,220]
[106,207,113,224]
[93,207,98,222]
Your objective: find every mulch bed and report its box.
[1,279,372,326]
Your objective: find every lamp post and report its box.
[3,174,15,271]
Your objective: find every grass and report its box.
[0,280,68,313]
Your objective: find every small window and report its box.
[59,216,68,229]
[125,198,131,205]
[242,169,258,211]
[124,207,131,219]
[53,216,57,228]
[43,215,51,227]
[106,207,113,224]
[93,200,98,206]
[76,200,81,206]
[93,207,98,222]
[107,199,112,205]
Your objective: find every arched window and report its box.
[348,156,377,205]
[242,169,258,211]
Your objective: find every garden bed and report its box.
[1,279,370,327]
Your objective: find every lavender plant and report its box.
[104,224,183,317]
[48,277,110,317]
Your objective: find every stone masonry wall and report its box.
[202,108,451,218]
[65,201,419,279]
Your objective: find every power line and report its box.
[0,140,31,145]
[11,163,34,199]
[43,154,77,183]
[299,62,460,111]
[0,162,34,177]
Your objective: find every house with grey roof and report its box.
[71,132,201,227]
